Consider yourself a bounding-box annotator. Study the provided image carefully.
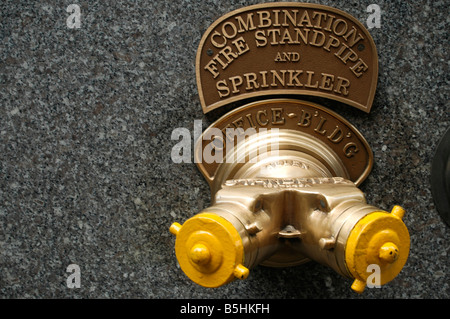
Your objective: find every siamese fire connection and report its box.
[170,2,411,293]
[170,100,410,294]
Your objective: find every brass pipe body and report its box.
[197,128,382,278]
[171,114,409,293]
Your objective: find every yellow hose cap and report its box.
[345,206,410,293]
[170,213,247,288]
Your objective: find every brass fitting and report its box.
[170,100,410,293]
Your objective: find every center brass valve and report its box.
[170,3,411,294]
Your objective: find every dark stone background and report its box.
[1,0,448,298]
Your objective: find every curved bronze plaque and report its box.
[196,3,378,113]
[195,99,373,186]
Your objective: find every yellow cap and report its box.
[170,213,248,288]
[345,206,410,293]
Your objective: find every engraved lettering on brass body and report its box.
[224,177,353,188]
[197,3,378,113]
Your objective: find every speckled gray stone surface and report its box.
[0,0,448,299]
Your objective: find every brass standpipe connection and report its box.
[170,2,411,294]
[170,100,410,293]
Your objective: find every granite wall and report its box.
[1,0,448,298]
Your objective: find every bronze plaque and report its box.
[196,3,378,113]
[195,99,373,186]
